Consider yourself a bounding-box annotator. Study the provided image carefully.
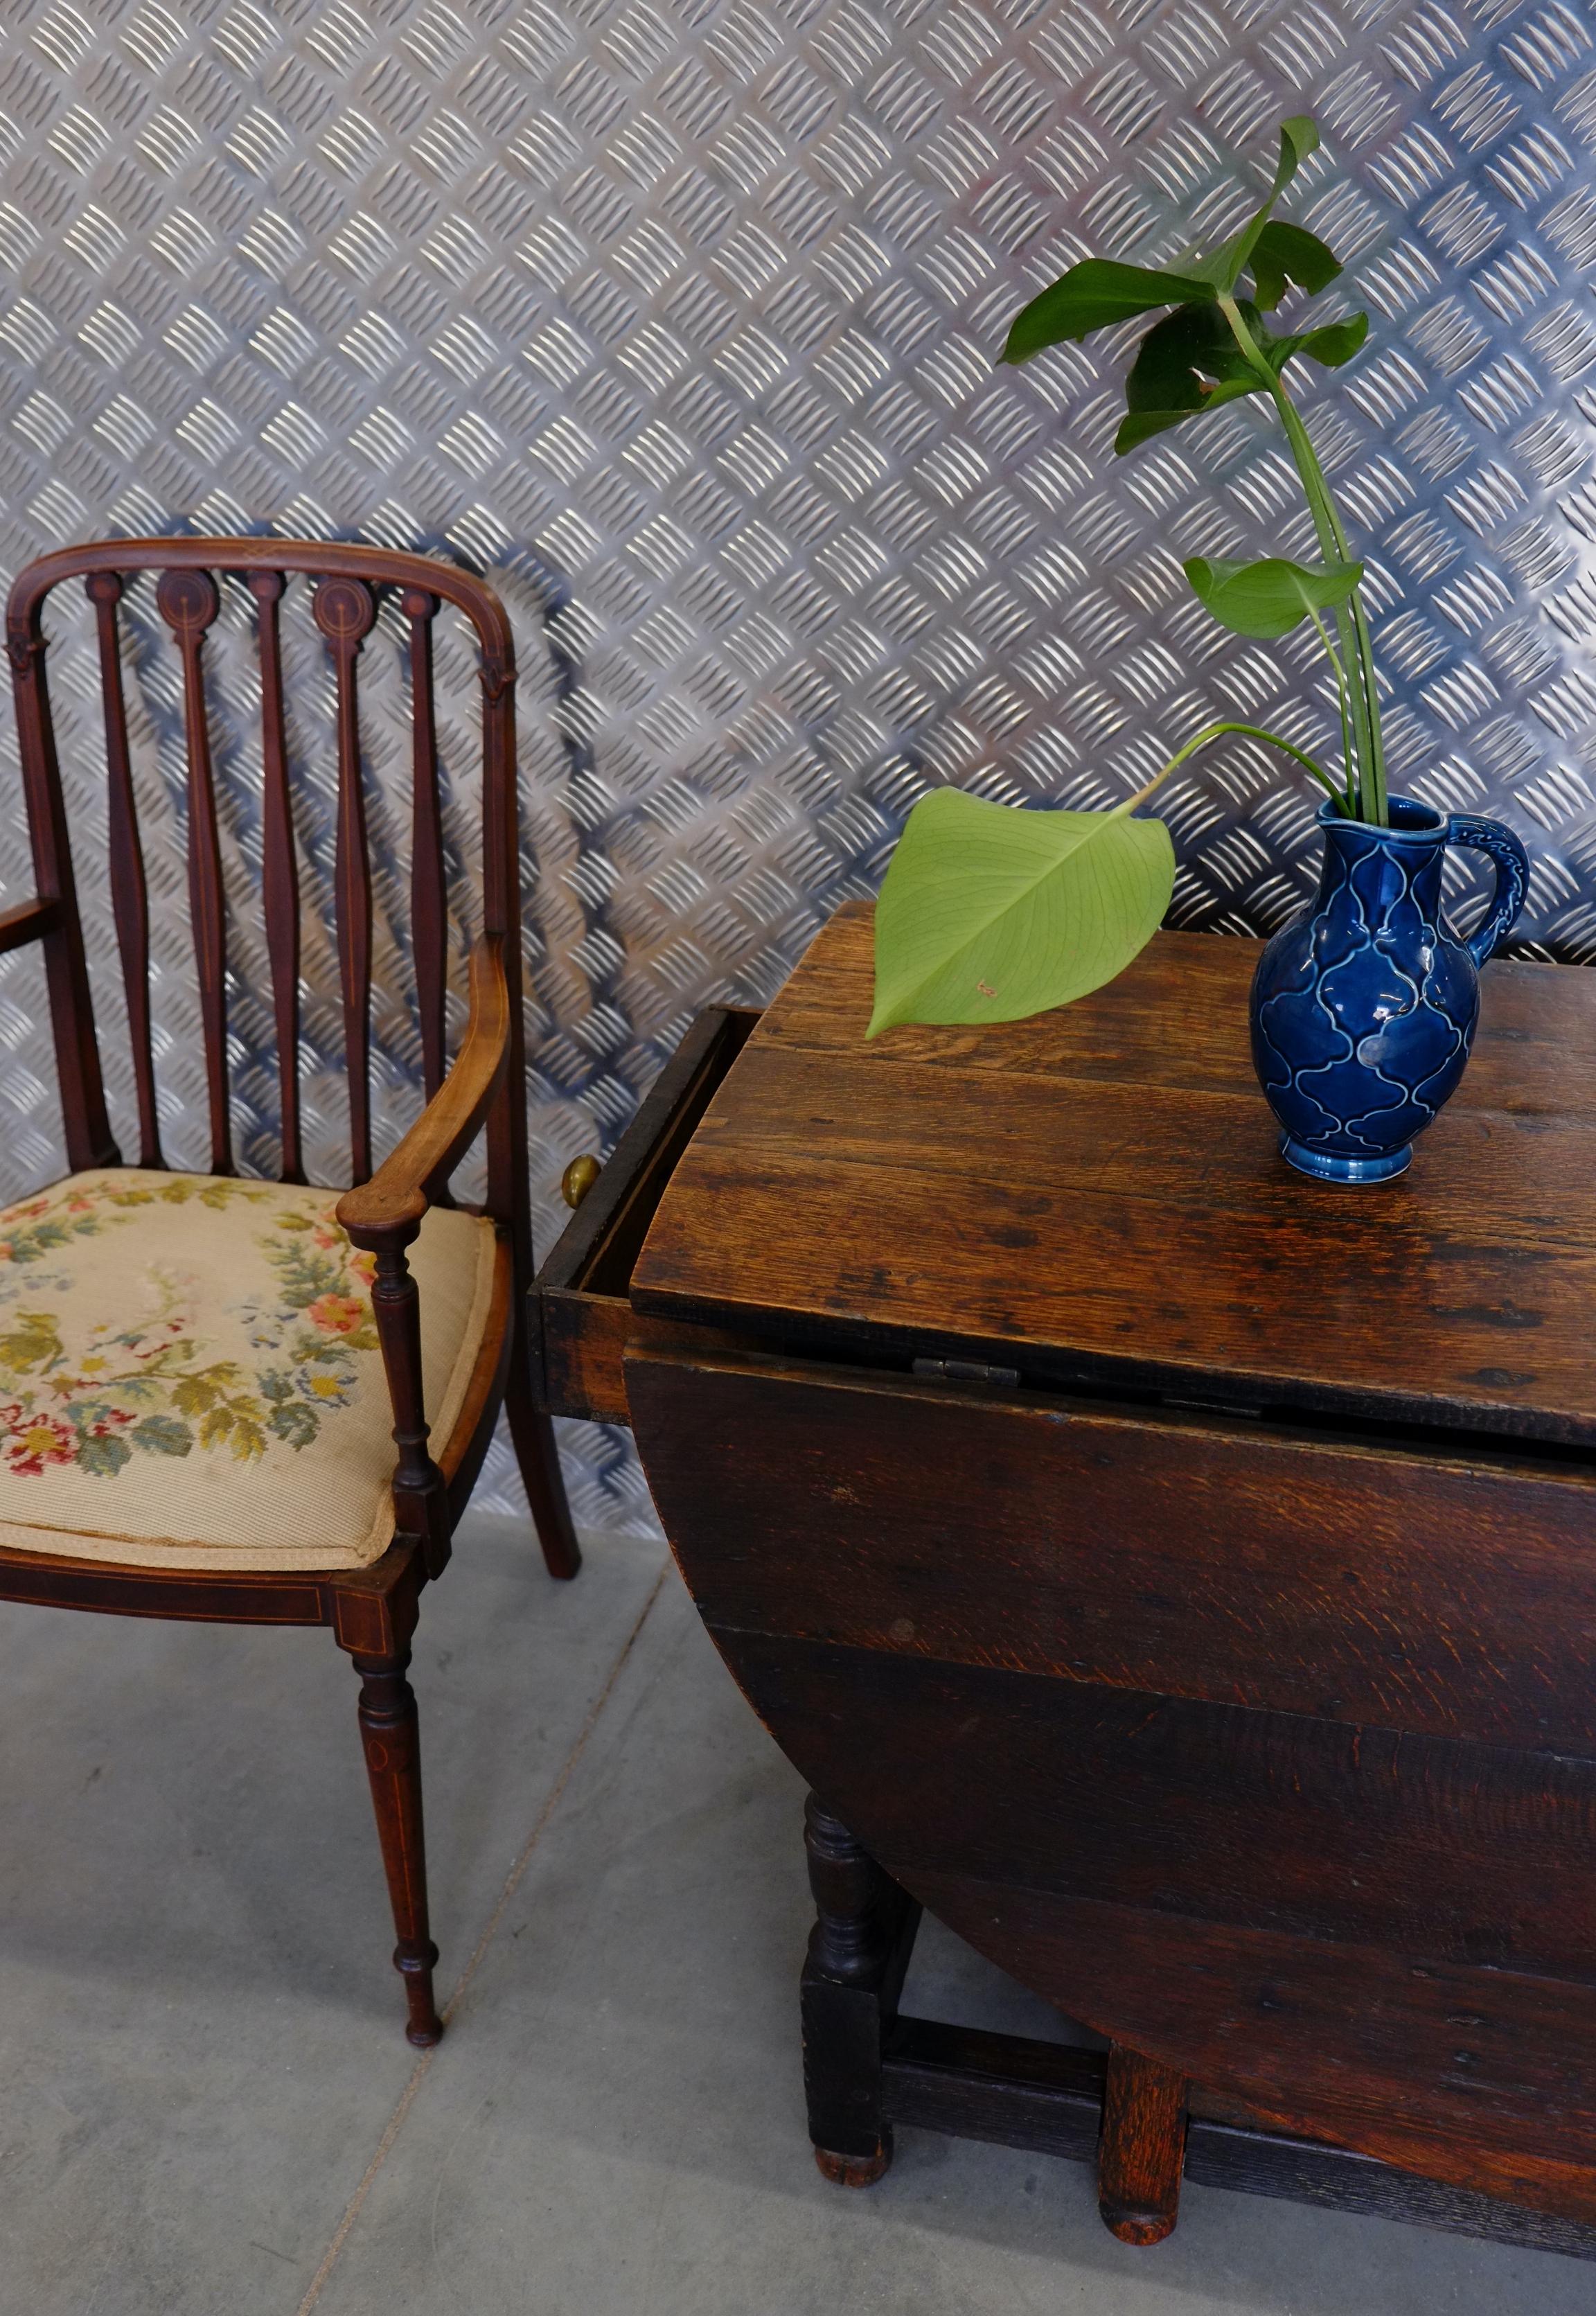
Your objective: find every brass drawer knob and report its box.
[561,1153,601,1210]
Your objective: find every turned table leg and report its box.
[1099,2042,1189,2244]
[801,1794,917,2186]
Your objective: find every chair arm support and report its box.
[335,931,511,1582]
[336,932,511,1250]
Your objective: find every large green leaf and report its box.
[868,788,1176,1036]
[1115,301,1265,451]
[1114,299,1369,452]
[1182,554,1364,640]
[1295,310,1369,366]
[1000,258,1212,364]
[1194,114,1321,294]
[1250,218,1340,308]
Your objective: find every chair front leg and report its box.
[366,1237,451,1580]
[347,1643,443,2047]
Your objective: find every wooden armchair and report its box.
[1,536,580,2045]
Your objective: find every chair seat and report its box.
[0,1171,497,1573]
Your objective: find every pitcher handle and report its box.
[1445,813,1529,969]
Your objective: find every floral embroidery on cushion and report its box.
[0,1177,384,1478]
[236,1207,380,1452]
[0,1172,265,1269]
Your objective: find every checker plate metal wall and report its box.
[1,0,1595,1529]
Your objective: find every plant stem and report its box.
[1270,387,1387,826]
[1115,718,1345,818]
[1217,296,1387,826]
[1305,604,1357,813]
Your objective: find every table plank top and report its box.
[632,903,1596,1446]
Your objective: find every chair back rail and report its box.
[3,537,531,1284]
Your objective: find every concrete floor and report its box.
[0,1518,1589,2315]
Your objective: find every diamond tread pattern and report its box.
[1,0,1595,1523]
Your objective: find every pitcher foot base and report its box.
[1280,1135,1412,1185]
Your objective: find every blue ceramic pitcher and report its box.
[1249,795,1529,1184]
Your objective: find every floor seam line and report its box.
[291,1554,671,2316]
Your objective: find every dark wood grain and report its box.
[696,1630,1596,1986]
[620,919,1596,2254]
[88,571,162,1167]
[625,1350,1596,1756]
[1099,2047,1187,2245]
[249,567,303,1183]
[906,1872,1596,2221]
[729,1622,1596,2218]
[883,2022,1596,2261]
[630,1334,1596,2231]
[632,904,1596,1449]
[531,1006,758,1424]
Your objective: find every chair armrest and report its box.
[337,932,511,1248]
[335,932,511,1578]
[0,899,60,955]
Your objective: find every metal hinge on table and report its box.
[911,1356,1020,1388]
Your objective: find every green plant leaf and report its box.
[1182,554,1364,640]
[1191,114,1322,295]
[1001,258,1212,364]
[1295,310,1369,366]
[868,788,1175,1036]
[1115,299,1369,452]
[1250,219,1341,308]
[1275,114,1320,190]
[1115,302,1268,452]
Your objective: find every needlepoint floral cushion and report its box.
[0,1172,497,1572]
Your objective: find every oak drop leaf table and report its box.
[533,903,1596,2261]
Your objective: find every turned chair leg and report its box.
[1098,2042,1188,2245]
[506,1314,582,1582]
[349,1645,444,2047]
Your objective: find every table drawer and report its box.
[531,1007,757,1424]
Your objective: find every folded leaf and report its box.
[868,788,1176,1036]
[1182,554,1364,640]
[1275,116,1320,192]
[1114,301,1268,452]
[1193,114,1324,297]
[1297,310,1369,366]
[1250,219,1341,309]
[1002,258,1212,364]
[1115,380,1259,454]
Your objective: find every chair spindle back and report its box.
[5,538,531,1277]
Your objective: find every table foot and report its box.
[1098,2043,1188,2245]
[814,2132,894,2187]
[800,1796,919,2185]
